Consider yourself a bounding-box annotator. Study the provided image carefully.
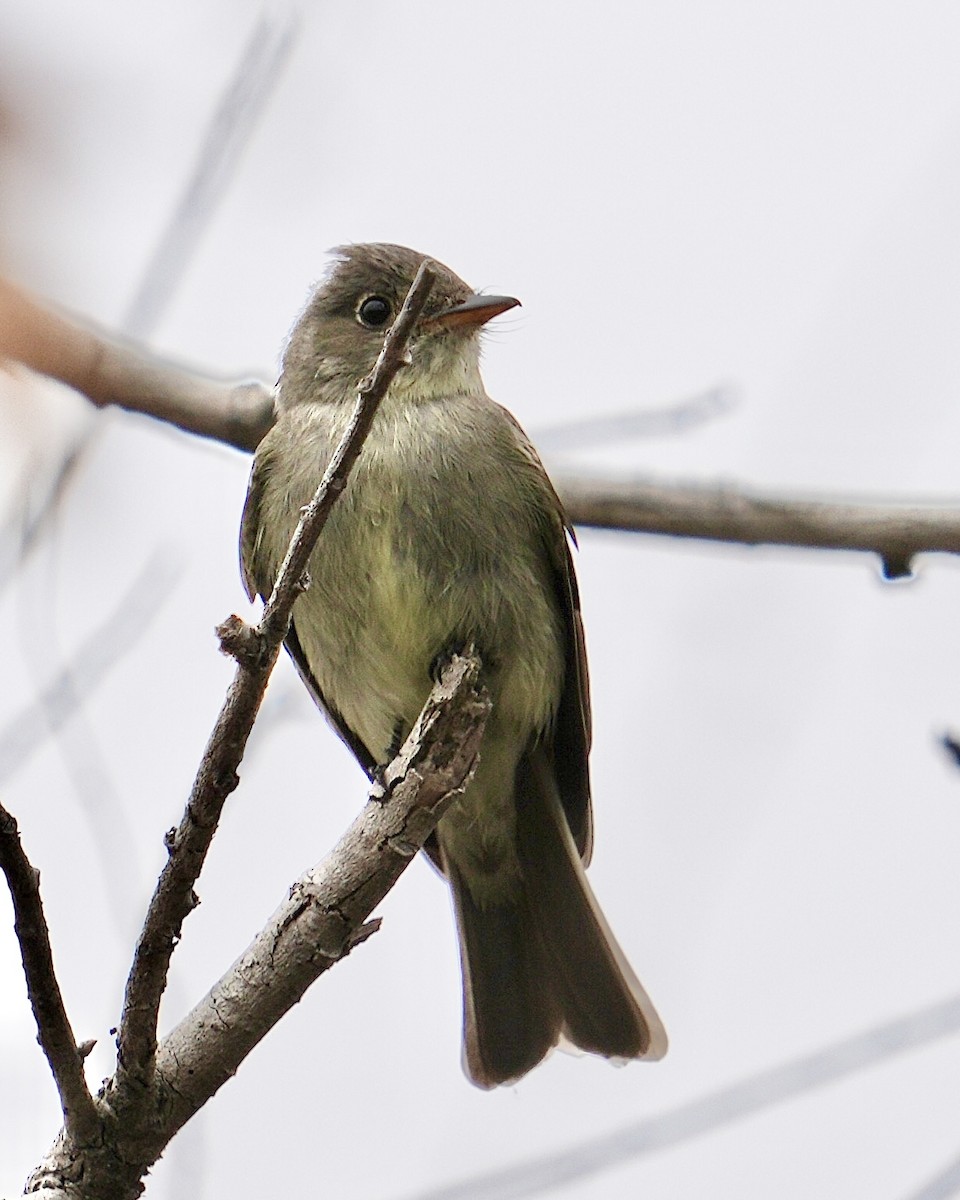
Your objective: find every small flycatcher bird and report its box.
[240,243,667,1087]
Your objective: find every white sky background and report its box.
[2,3,960,1197]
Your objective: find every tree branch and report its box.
[153,649,489,1142]
[398,990,960,1200]
[25,650,489,1199]
[0,803,99,1145]
[0,276,275,451]
[555,472,960,579]
[116,259,437,1085]
[0,550,182,786]
[6,273,960,574]
[121,9,298,340]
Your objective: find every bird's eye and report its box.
[357,295,392,328]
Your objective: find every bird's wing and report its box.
[503,409,594,864]
[282,619,379,777]
[239,443,379,779]
[551,523,594,863]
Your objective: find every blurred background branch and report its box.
[6,281,960,578]
[402,992,960,1200]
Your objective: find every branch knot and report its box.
[216,614,269,668]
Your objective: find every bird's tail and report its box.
[446,746,666,1089]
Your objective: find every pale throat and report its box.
[386,335,486,405]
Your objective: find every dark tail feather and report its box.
[448,747,666,1088]
[515,747,667,1062]
[447,857,561,1089]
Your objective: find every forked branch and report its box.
[25,651,489,1199]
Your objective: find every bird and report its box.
[240,243,667,1087]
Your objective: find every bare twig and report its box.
[555,473,960,578]
[0,803,99,1145]
[123,8,298,339]
[25,650,489,1198]
[904,1149,960,1200]
[116,260,437,1083]
[939,732,960,770]
[399,992,960,1200]
[153,650,489,1141]
[534,384,734,450]
[0,548,182,785]
[0,432,85,596]
[4,549,183,949]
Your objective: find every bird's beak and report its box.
[428,293,521,330]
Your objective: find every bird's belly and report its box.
[295,527,440,760]
[280,406,566,768]
[295,517,562,771]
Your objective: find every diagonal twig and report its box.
[152,649,489,1142]
[0,803,99,1145]
[0,434,86,597]
[115,258,438,1084]
[905,1149,960,1200]
[399,992,960,1200]
[123,7,298,339]
[0,548,183,786]
[256,259,437,639]
[533,384,734,450]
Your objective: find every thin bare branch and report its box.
[556,472,960,578]
[939,731,960,771]
[399,992,960,1200]
[123,8,298,339]
[904,1149,960,1200]
[25,650,489,1198]
[116,260,437,1084]
[153,650,489,1140]
[0,549,182,785]
[0,434,85,595]
[534,384,734,450]
[0,803,99,1144]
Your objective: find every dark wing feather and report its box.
[239,444,378,780]
[239,447,268,605]
[549,526,594,863]
[502,409,594,863]
[283,619,378,778]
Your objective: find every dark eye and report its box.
[357,295,392,328]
